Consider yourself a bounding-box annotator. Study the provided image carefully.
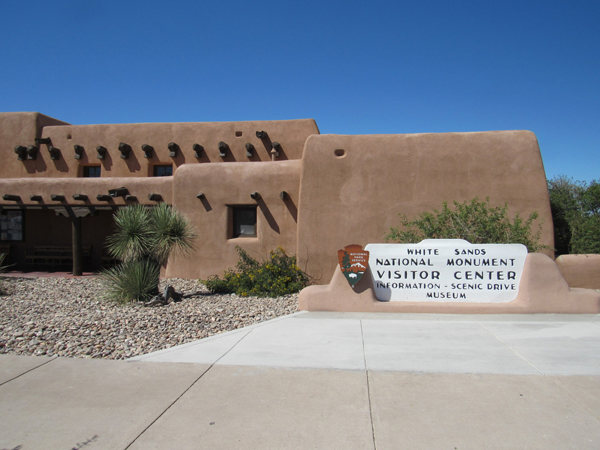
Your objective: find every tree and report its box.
[548,176,583,255]
[548,176,600,255]
[101,203,196,303]
[341,251,351,271]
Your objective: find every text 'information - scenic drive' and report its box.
[365,240,528,302]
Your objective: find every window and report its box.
[231,206,257,238]
[83,166,101,177]
[153,165,173,177]
[1,210,23,241]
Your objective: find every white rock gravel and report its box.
[0,276,298,360]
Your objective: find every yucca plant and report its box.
[101,259,161,303]
[150,202,196,265]
[106,204,154,263]
[101,204,196,303]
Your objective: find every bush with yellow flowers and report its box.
[202,246,310,297]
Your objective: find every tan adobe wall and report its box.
[2,112,559,288]
[0,112,70,179]
[0,113,319,179]
[167,160,302,280]
[555,254,600,290]
[297,131,554,283]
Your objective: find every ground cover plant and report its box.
[548,175,600,255]
[203,246,310,297]
[100,203,195,303]
[385,197,545,252]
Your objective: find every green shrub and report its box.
[202,246,310,297]
[203,274,232,294]
[385,197,546,252]
[100,259,161,303]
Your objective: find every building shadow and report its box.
[258,198,279,234]
[200,196,212,212]
[124,151,141,173]
[283,196,297,222]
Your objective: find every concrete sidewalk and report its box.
[1,312,599,449]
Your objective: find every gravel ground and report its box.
[0,276,298,360]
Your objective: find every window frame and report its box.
[82,165,101,178]
[229,205,258,239]
[153,165,173,177]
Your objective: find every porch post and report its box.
[72,216,82,276]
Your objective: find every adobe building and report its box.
[0,111,556,285]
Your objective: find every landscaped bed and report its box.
[0,276,298,360]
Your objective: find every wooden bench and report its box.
[25,245,91,271]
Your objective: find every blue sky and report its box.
[1,0,598,181]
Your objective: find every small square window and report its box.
[232,206,257,238]
[1,210,24,241]
[153,165,173,177]
[83,166,101,177]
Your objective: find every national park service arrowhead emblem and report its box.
[338,244,370,288]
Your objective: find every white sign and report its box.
[365,240,528,303]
